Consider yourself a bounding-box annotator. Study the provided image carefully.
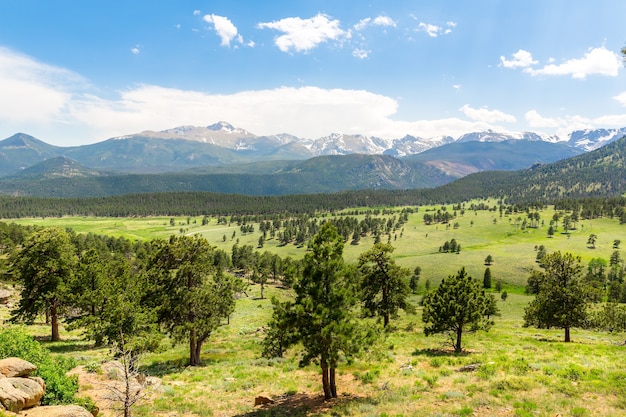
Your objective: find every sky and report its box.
[1,0,625,146]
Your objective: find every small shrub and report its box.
[477,363,497,380]
[0,327,80,405]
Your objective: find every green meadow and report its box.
[10,203,625,288]
[4,202,626,416]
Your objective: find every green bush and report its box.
[0,327,84,406]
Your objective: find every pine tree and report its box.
[483,267,492,289]
[422,267,496,353]
[10,228,78,342]
[523,251,589,342]
[264,223,375,400]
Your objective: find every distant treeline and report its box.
[0,189,626,220]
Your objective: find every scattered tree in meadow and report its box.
[409,266,421,294]
[10,228,77,342]
[484,254,494,266]
[358,243,413,327]
[422,267,496,353]
[523,251,589,342]
[613,239,621,249]
[146,235,244,366]
[265,223,375,400]
[587,234,597,249]
[483,267,492,289]
[501,291,508,301]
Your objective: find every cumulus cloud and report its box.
[500,49,537,68]
[257,14,349,53]
[459,104,516,124]
[526,46,621,79]
[203,14,243,47]
[525,109,626,138]
[354,16,396,30]
[525,110,562,128]
[417,21,456,37]
[130,46,140,55]
[504,47,621,79]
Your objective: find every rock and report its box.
[0,289,12,304]
[0,358,37,378]
[458,363,481,372]
[17,404,94,416]
[0,377,45,412]
[254,396,274,406]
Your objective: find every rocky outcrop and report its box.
[0,357,38,378]
[18,404,94,417]
[0,357,93,416]
[0,358,45,412]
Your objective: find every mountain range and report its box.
[0,123,623,197]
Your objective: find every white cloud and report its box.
[525,110,562,128]
[131,46,140,55]
[526,47,621,79]
[525,109,626,138]
[258,14,349,53]
[354,18,371,31]
[614,91,626,106]
[459,104,516,124]
[417,21,455,37]
[203,14,242,47]
[193,10,201,16]
[352,48,370,59]
[0,47,84,125]
[499,49,537,69]
[354,16,395,31]
[372,16,396,27]
[418,23,441,38]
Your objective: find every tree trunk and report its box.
[321,358,332,400]
[190,330,200,366]
[382,285,389,327]
[50,299,60,342]
[329,367,337,398]
[564,326,571,343]
[455,327,463,353]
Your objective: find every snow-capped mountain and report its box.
[124,122,626,157]
[566,128,626,151]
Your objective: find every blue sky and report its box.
[1,0,625,146]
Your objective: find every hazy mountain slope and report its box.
[403,140,582,178]
[0,154,437,197]
[0,133,63,176]
[61,136,247,173]
[429,135,626,203]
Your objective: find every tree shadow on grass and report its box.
[411,347,470,357]
[140,357,190,377]
[235,392,366,417]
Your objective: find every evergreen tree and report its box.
[483,267,492,289]
[484,255,494,266]
[10,227,77,341]
[409,266,421,294]
[523,251,589,342]
[422,267,496,353]
[265,223,375,400]
[146,235,244,366]
[358,243,413,327]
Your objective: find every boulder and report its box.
[0,377,45,412]
[17,404,94,416]
[0,358,37,378]
[0,289,12,304]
